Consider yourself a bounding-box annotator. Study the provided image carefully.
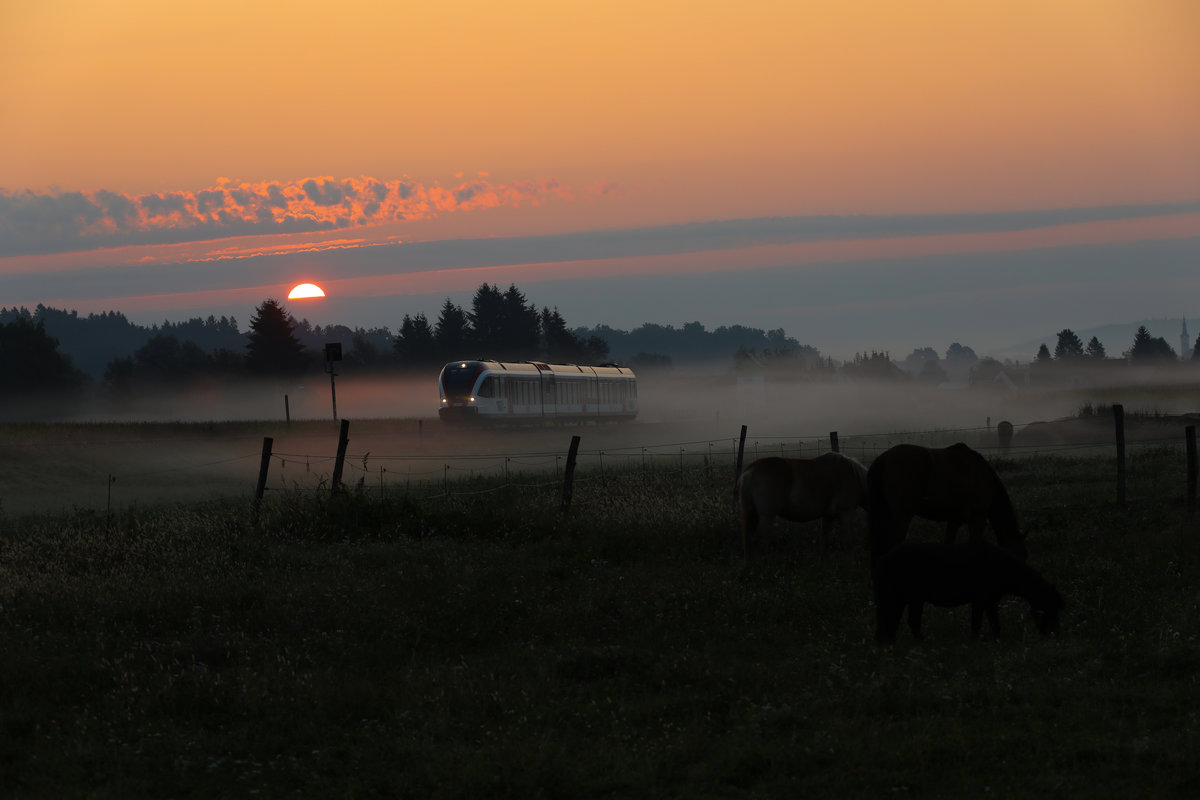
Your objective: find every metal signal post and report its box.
[325,342,342,421]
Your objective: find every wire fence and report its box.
[259,414,1194,505]
[8,411,1195,517]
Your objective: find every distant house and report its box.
[733,351,767,382]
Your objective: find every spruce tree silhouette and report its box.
[433,299,473,363]
[1128,325,1177,363]
[0,316,85,398]
[1054,329,1085,360]
[245,299,310,376]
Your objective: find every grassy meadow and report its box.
[1,422,1199,797]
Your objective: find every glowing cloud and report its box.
[0,174,574,258]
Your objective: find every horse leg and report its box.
[985,603,1001,638]
[874,584,903,644]
[836,509,855,550]
[907,601,925,641]
[820,515,836,549]
[740,498,761,558]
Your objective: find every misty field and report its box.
[2,411,1199,798]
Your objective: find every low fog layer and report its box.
[7,368,1200,517]
[19,367,1200,434]
[28,375,441,425]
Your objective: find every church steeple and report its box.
[1183,318,1191,360]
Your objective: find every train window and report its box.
[441,363,480,395]
[478,377,495,398]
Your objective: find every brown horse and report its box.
[874,540,1063,643]
[737,452,869,557]
[866,442,1026,566]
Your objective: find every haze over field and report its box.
[1,1,1197,361]
[8,365,1200,518]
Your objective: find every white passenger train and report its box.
[438,360,637,423]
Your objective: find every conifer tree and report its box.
[540,306,590,363]
[1128,325,1177,363]
[245,299,309,376]
[393,313,436,369]
[0,316,86,399]
[433,299,473,361]
[500,284,541,358]
[1054,329,1085,360]
[468,284,506,354]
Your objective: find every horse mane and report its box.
[821,451,869,495]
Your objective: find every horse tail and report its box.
[736,469,758,558]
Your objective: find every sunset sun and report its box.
[288,283,326,299]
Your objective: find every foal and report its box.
[874,540,1063,644]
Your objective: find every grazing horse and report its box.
[867,442,1026,566]
[737,452,869,557]
[874,541,1063,643]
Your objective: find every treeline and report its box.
[0,305,394,380]
[574,322,813,368]
[883,326,1200,389]
[1,283,828,418]
[8,284,1195,421]
[1033,326,1189,364]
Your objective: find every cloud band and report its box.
[0,174,570,257]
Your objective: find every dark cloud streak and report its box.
[3,203,1198,308]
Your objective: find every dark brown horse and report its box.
[874,540,1063,643]
[866,442,1026,566]
[737,452,869,557]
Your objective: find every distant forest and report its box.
[3,280,1198,418]
[0,283,818,415]
[1,285,814,381]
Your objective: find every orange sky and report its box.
[3,0,1196,215]
[1,0,1198,356]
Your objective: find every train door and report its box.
[541,374,556,419]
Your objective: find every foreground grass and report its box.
[2,451,1199,798]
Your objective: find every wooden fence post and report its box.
[1186,425,1197,514]
[561,435,581,514]
[331,418,350,490]
[733,425,748,503]
[997,420,1013,454]
[252,436,273,524]
[1113,403,1126,508]
[829,431,840,453]
[107,474,116,530]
